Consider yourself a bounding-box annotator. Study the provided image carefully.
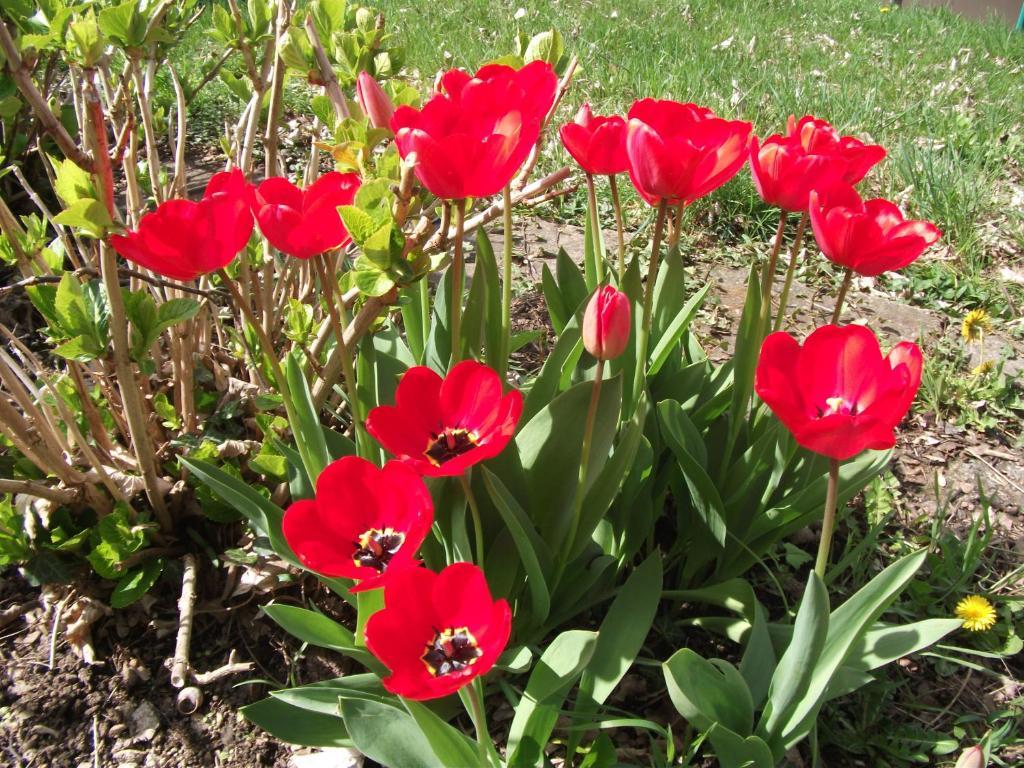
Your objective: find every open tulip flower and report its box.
[750,132,848,212]
[787,114,887,186]
[559,103,629,176]
[110,169,253,281]
[251,172,360,260]
[366,360,523,477]
[755,324,922,461]
[365,562,511,700]
[281,456,433,591]
[390,61,557,199]
[625,98,753,207]
[809,187,942,276]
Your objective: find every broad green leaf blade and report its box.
[648,282,710,376]
[283,352,330,482]
[482,468,552,626]
[179,457,280,547]
[756,572,829,753]
[507,630,598,767]
[271,674,388,715]
[340,698,441,768]
[263,604,355,650]
[663,649,754,737]
[243,696,351,748]
[404,700,481,768]
[706,724,775,768]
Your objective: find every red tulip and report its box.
[755,324,922,461]
[625,98,753,207]
[110,169,253,281]
[559,103,628,176]
[954,746,985,768]
[365,562,511,700]
[749,132,847,212]
[252,172,361,259]
[365,360,523,477]
[282,456,433,592]
[787,115,886,186]
[809,187,941,276]
[390,61,557,199]
[356,71,395,130]
[583,285,631,360]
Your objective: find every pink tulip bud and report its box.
[356,71,395,130]
[583,285,631,361]
[954,747,985,768]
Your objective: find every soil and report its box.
[2,215,1022,767]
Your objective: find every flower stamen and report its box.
[421,626,482,677]
[352,527,406,572]
[424,428,479,467]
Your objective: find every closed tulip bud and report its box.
[583,286,631,361]
[954,747,985,768]
[356,71,395,129]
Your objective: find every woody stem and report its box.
[459,472,485,574]
[832,268,853,324]
[814,459,841,580]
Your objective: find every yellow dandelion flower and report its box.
[880,5,891,12]
[971,360,994,377]
[961,309,991,342]
[955,595,997,632]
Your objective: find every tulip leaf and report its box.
[263,603,355,650]
[522,311,581,423]
[270,674,388,715]
[663,649,754,737]
[739,603,777,709]
[556,247,589,320]
[706,724,775,768]
[283,351,330,483]
[179,457,282,547]
[515,374,622,549]
[506,630,598,768]
[755,572,829,753]
[340,698,442,768]
[482,468,552,626]
[473,228,503,372]
[541,262,569,334]
[648,281,710,376]
[403,700,481,768]
[242,696,352,748]
[724,264,762,455]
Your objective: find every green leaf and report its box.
[53,157,95,205]
[663,649,754,737]
[524,29,564,68]
[507,630,598,768]
[111,558,164,608]
[340,698,441,768]
[283,352,330,483]
[157,297,201,328]
[756,572,829,752]
[271,674,387,715]
[725,265,762,449]
[53,198,113,238]
[482,469,552,627]
[648,282,710,376]
[403,700,481,768]
[339,204,378,245]
[579,552,663,707]
[243,696,351,748]
[706,724,775,768]
[263,603,355,650]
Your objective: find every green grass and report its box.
[373,0,1024,316]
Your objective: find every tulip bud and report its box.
[356,71,395,130]
[954,747,985,768]
[583,285,631,361]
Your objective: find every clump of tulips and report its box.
[0,3,972,765]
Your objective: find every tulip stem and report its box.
[832,268,853,324]
[459,473,486,574]
[315,256,366,458]
[450,200,466,366]
[815,459,841,580]
[609,175,626,284]
[556,358,604,588]
[500,184,513,377]
[462,678,499,768]
[759,210,789,332]
[631,201,669,411]
[585,173,604,284]
[773,211,808,332]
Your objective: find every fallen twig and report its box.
[170,554,198,688]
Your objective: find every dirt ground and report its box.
[1,217,1021,767]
